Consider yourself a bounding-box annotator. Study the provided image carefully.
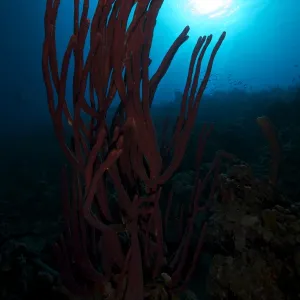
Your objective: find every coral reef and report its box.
[206,163,300,300]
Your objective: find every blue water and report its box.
[155,0,300,97]
[0,0,299,129]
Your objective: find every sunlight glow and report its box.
[186,0,233,17]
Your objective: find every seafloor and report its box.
[1,86,300,300]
